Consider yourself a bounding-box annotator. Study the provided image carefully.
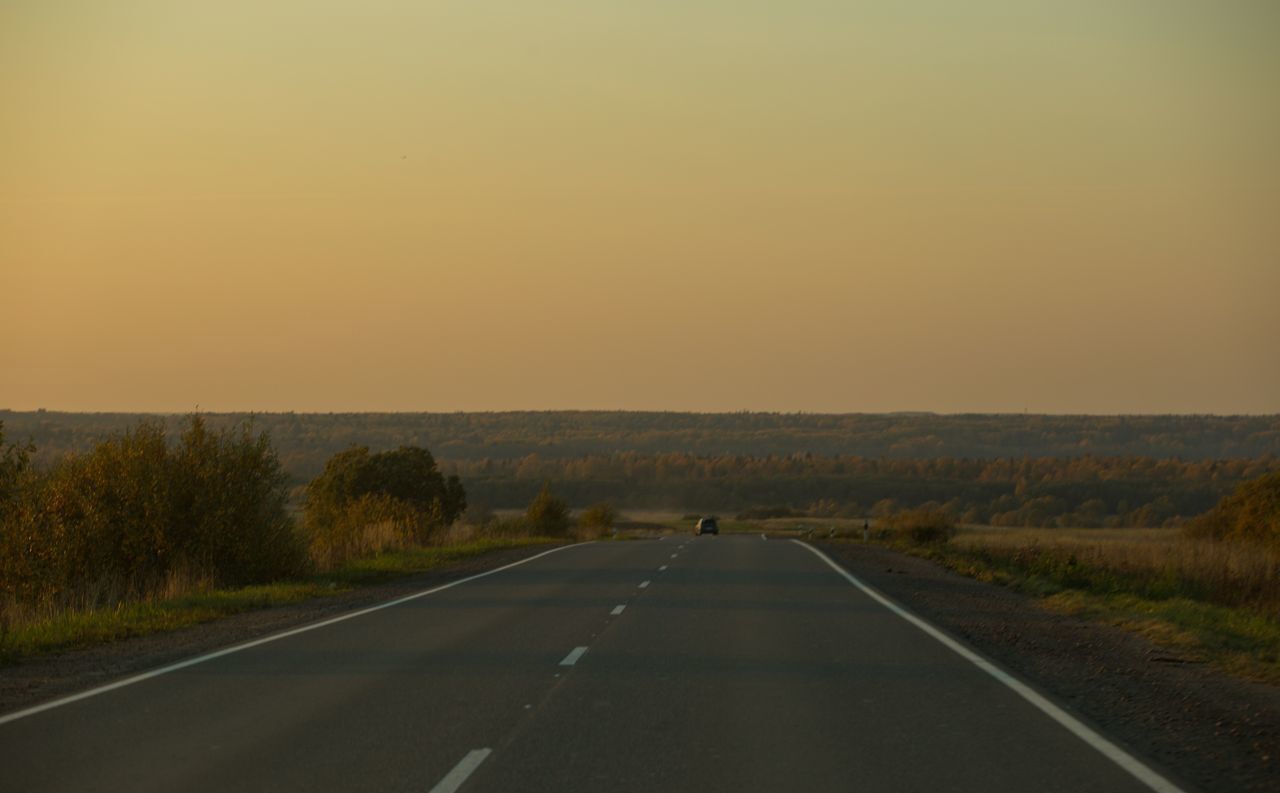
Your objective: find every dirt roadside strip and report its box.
[814,540,1278,793]
[0,544,566,716]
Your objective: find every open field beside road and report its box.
[6,535,1251,793]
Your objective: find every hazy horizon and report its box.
[5,2,1278,415]
[4,408,1279,419]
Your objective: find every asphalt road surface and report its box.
[0,536,1189,793]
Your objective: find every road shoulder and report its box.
[814,540,1278,793]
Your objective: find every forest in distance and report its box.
[4,410,1277,529]
[5,410,1279,475]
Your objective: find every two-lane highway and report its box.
[0,536,1187,792]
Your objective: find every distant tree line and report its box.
[4,410,1278,481]
[449,453,1280,529]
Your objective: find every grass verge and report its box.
[0,536,560,664]
[880,537,1280,685]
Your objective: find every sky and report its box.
[3,1,1278,414]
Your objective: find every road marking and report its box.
[560,646,589,666]
[671,554,678,559]
[0,543,590,726]
[639,580,651,588]
[659,565,668,571]
[611,605,626,616]
[428,748,492,793]
[792,541,1188,793]
[761,533,768,541]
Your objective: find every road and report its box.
[0,535,1187,793]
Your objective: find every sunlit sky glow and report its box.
[4,1,1278,413]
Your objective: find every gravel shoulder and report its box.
[814,540,1278,793]
[0,544,562,716]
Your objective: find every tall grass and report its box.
[880,525,1280,681]
[0,536,558,661]
[948,528,1280,611]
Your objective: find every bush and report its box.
[304,445,467,567]
[0,422,31,509]
[0,416,304,611]
[577,503,617,538]
[882,506,957,545]
[526,484,570,536]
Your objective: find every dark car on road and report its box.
[695,517,719,535]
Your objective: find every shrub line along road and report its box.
[0,536,1191,793]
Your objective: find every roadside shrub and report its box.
[306,493,422,570]
[0,422,32,510]
[526,484,570,536]
[0,416,303,613]
[304,445,467,568]
[882,505,957,545]
[577,503,617,539]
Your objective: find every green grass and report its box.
[0,536,560,663]
[1042,590,1280,680]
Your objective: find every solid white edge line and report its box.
[559,646,589,666]
[761,533,768,540]
[611,605,626,616]
[0,543,590,727]
[428,748,492,793]
[791,541,1187,793]
[638,580,651,588]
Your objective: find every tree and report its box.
[305,445,466,532]
[526,484,570,536]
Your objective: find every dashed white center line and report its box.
[428,748,492,793]
[659,565,668,571]
[639,580,651,589]
[671,554,678,559]
[559,646,589,666]
[611,605,626,616]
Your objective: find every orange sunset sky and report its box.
[4,2,1278,413]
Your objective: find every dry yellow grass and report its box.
[951,526,1280,611]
